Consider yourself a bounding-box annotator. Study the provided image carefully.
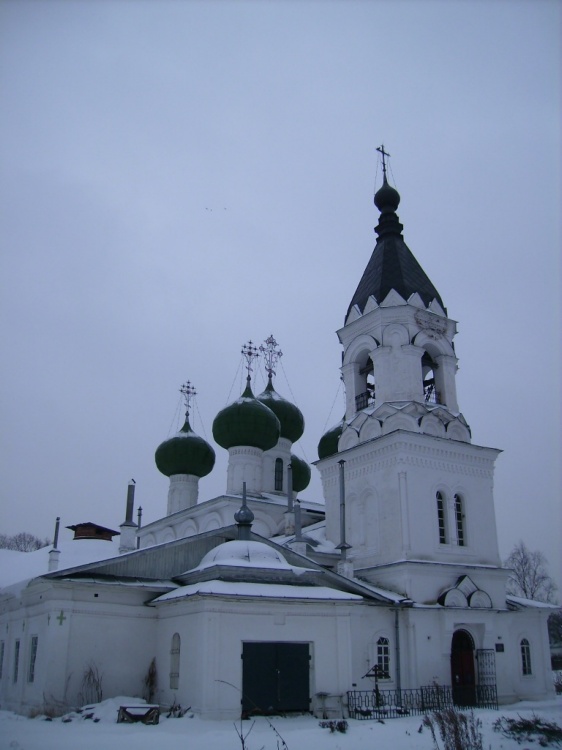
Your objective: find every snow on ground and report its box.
[0,697,560,750]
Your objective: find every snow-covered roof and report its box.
[273,520,338,554]
[151,580,363,603]
[0,538,121,595]
[193,540,296,572]
[506,595,559,610]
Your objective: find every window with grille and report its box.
[13,640,20,683]
[454,494,465,546]
[377,637,390,679]
[436,492,447,544]
[521,638,532,675]
[170,633,180,690]
[275,458,283,491]
[28,636,38,683]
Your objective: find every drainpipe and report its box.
[290,499,308,556]
[284,463,295,534]
[336,459,352,578]
[394,607,402,706]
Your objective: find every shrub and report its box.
[77,663,103,706]
[493,713,562,746]
[423,708,484,750]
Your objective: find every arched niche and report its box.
[360,417,382,441]
[381,323,409,348]
[382,412,420,435]
[441,589,468,607]
[161,528,176,544]
[200,512,223,533]
[178,520,198,539]
[468,590,492,608]
[446,421,471,442]
[338,426,359,451]
[420,413,446,437]
[142,533,156,548]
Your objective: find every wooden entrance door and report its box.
[451,630,476,706]
[242,642,310,716]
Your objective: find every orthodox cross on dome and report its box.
[376,144,391,180]
[179,380,197,417]
[241,341,260,386]
[260,334,283,382]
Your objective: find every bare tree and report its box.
[0,532,50,552]
[505,540,558,603]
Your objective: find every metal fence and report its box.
[347,684,498,720]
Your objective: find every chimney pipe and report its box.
[48,517,61,572]
[52,516,60,550]
[125,480,135,523]
[136,506,142,549]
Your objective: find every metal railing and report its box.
[347,684,497,720]
[355,391,375,410]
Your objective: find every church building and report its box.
[0,157,554,719]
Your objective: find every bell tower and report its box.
[317,150,505,605]
[339,146,465,439]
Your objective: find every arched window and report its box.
[274,458,283,491]
[520,638,532,675]
[436,491,447,544]
[377,637,390,679]
[454,494,465,546]
[170,633,181,690]
[355,355,375,411]
[422,352,440,404]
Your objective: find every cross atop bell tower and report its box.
[376,143,390,180]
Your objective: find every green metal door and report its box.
[242,642,310,716]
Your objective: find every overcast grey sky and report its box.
[1,0,560,590]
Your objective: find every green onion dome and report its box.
[212,382,281,451]
[257,379,305,443]
[290,454,311,492]
[155,415,216,478]
[317,419,344,460]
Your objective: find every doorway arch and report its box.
[450,629,476,706]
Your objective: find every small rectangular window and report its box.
[28,636,38,683]
[13,640,20,683]
[0,641,4,679]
